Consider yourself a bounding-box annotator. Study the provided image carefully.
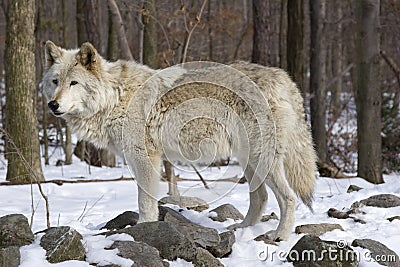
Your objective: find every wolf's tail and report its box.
[283,120,318,210]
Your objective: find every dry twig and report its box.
[181,0,208,63]
[0,128,51,228]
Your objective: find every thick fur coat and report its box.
[42,41,317,240]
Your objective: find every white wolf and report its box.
[42,41,317,241]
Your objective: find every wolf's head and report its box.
[42,41,112,117]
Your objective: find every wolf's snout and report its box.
[48,100,60,112]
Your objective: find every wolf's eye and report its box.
[70,81,78,86]
[52,79,58,85]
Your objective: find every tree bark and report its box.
[83,0,101,48]
[107,0,119,61]
[65,125,73,165]
[108,0,133,61]
[35,0,49,166]
[355,0,383,183]
[287,0,304,91]
[252,0,271,66]
[5,0,44,182]
[76,0,87,45]
[142,0,157,68]
[279,0,287,69]
[310,0,327,164]
[331,0,343,121]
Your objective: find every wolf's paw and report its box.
[137,214,158,224]
[265,230,289,242]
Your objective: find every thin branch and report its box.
[326,63,354,89]
[0,176,135,186]
[0,175,248,186]
[190,164,210,189]
[77,201,88,222]
[77,195,105,222]
[125,2,172,60]
[0,128,50,228]
[181,0,208,63]
[380,50,400,87]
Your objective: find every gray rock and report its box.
[261,212,279,222]
[254,233,278,245]
[295,223,344,236]
[347,185,363,193]
[158,206,189,221]
[192,248,223,267]
[346,208,366,215]
[164,212,220,248]
[207,231,235,258]
[108,221,197,262]
[352,239,400,267]
[101,211,139,230]
[0,246,20,267]
[327,208,366,224]
[0,214,34,248]
[159,196,209,212]
[287,235,359,267]
[351,194,400,208]
[209,204,244,222]
[388,216,400,222]
[40,226,85,263]
[110,240,168,267]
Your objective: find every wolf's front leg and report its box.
[129,153,162,223]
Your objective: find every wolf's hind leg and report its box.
[265,160,296,241]
[228,164,268,230]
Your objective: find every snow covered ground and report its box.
[0,154,399,266]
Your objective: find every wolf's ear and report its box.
[76,42,101,71]
[45,40,63,69]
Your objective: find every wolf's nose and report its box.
[48,100,59,112]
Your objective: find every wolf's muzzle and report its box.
[48,100,60,113]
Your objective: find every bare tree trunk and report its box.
[164,160,179,197]
[35,0,48,166]
[331,1,343,121]
[5,0,44,182]
[252,0,270,65]
[310,0,327,164]
[107,0,119,61]
[287,0,304,91]
[83,0,100,48]
[108,0,133,61]
[65,126,73,165]
[142,0,157,67]
[355,0,383,183]
[233,0,251,61]
[279,0,287,69]
[207,0,213,60]
[100,149,115,167]
[76,0,87,45]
